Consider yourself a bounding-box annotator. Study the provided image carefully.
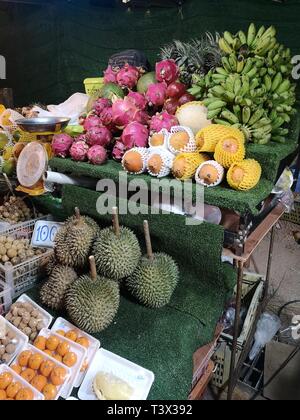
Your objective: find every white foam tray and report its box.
[78,349,155,401]
[0,315,28,366]
[0,364,44,400]
[51,317,100,388]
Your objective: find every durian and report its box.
[66,210,100,238]
[196,125,245,153]
[195,160,225,187]
[126,221,179,309]
[45,253,57,275]
[168,126,197,155]
[55,208,95,268]
[40,265,78,311]
[214,136,245,169]
[172,152,209,180]
[227,159,262,191]
[122,148,148,174]
[147,147,174,178]
[93,207,141,281]
[65,256,120,334]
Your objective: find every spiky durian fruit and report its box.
[196,125,245,153]
[66,213,100,238]
[65,257,120,334]
[227,159,262,191]
[55,216,94,268]
[126,253,179,309]
[40,265,77,311]
[93,227,141,281]
[45,253,57,275]
[214,136,245,169]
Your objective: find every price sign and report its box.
[31,220,64,248]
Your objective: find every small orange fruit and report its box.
[76,337,89,348]
[18,351,32,367]
[65,330,78,342]
[21,368,36,383]
[42,383,57,400]
[63,352,77,368]
[46,336,60,352]
[28,353,43,370]
[33,336,47,351]
[40,360,55,378]
[0,390,7,400]
[44,350,53,357]
[50,366,67,386]
[55,330,65,337]
[15,388,34,400]
[56,341,70,357]
[52,353,62,363]
[10,365,22,375]
[0,372,13,390]
[30,375,47,392]
[6,381,22,399]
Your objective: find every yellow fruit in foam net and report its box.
[172,152,209,180]
[149,133,165,147]
[214,136,245,169]
[196,124,245,153]
[227,159,262,191]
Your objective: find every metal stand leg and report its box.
[265,227,275,301]
[227,260,244,400]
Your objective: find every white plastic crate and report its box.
[0,215,50,238]
[0,280,12,316]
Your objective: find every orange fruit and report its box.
[30,375,47,392]
[76,337,89,348]
[0,390,6,400]
[65,330,78,342]
[52,353,62,363]
[50,366,67,386]
[44,350,53,357]
[42,383,57,400]
[6,381,22,399]
[55,330,65,337]
[28,353,43,370]
[6,398,14,400]
[56,342,70,357]
[10,365,22,375]
[18,351,32,367]
[46,336,60,352]
[21,368,36,383]
[33,336,47,351]
[15,388,34,400]
[40,360,55,378]
[63,352,77,368]
[0,372,13,390]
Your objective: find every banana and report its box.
[210,86,226,97]
[248,108,265,126]
[254,36,272,55]
[276,79,291,94]
[219,38,233,54]
[250,78,260,90]
[225,76,235,93]
[263,75,272,92]
[238,30,247,45]
[207,100,227,111]
[252,117,271,129]
[222,91,235,102]
[222,57,233,73]
[259,68,268,77]
[241,58,253,74]
[188,86,202,96]
[221,109,240,124]
[272,135,286,144]
[256,134,272,145]
[236,59,245,73]
[282,114,291,123]
[261,25,276,41]
[214,119,232,127]
[271,73,283,92]
[223,31,235,46]
[212,74,227,84]
[268,68,276,76]
[273,128,289,136]
[234,77,242,95]
[247,23,257,46]
[207,108,223,120]
[251,25,266,48]
[238,78,250,97]
[246,67,257,78]
[232,38,242,51]
[233,105,242,121]
[216,67,229,76]
[242,107,251,124]
[228,54,238,72]
[203,97,221,106]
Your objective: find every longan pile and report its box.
[5,302,45,342]
[11,350,68,400]
[0,236,45,266]
[0,370,34,400]
[0,196,33,224]
[34,335,78,368]
[0,329,18,364]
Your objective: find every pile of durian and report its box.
[40,208,180,334]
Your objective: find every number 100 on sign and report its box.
[31,221,63,248]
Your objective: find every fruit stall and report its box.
[0,0,300,401]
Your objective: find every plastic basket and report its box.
[282,201,300,225]
[212,272,265,388]
[83,77,104,96]
[0,279,11,316]
[0,215,50,237]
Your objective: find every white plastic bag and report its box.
[249,312,281,361]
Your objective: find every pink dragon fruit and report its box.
[52,134,73,158]
[112,141,127,161]
[70,141,89,161]
[83,115,101,131]
[121,122,149,149]
[150,112,179,133]
[74,134,87,143]
[103,65,118,84]
[134,110,150,125]
[146,83,167,107]
[156,59,179,85]
[87,145,108,165]
[126,92,147,110]
[112,99,138,128]
[94,98,111,116]
[99,106,114,127]
[86,126,112,147]
[116,64,140,89]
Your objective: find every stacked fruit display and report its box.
[0,196,34,224]
[189,24,296,144]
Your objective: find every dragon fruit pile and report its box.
[52,60,195,164]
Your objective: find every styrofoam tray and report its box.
[37,328,87,399]
[0,364,44,400]
[78,349,155,400]
[0,315,28,366]
[11,343,71,400]
[51,317,100,388]
[16,294,53,336]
